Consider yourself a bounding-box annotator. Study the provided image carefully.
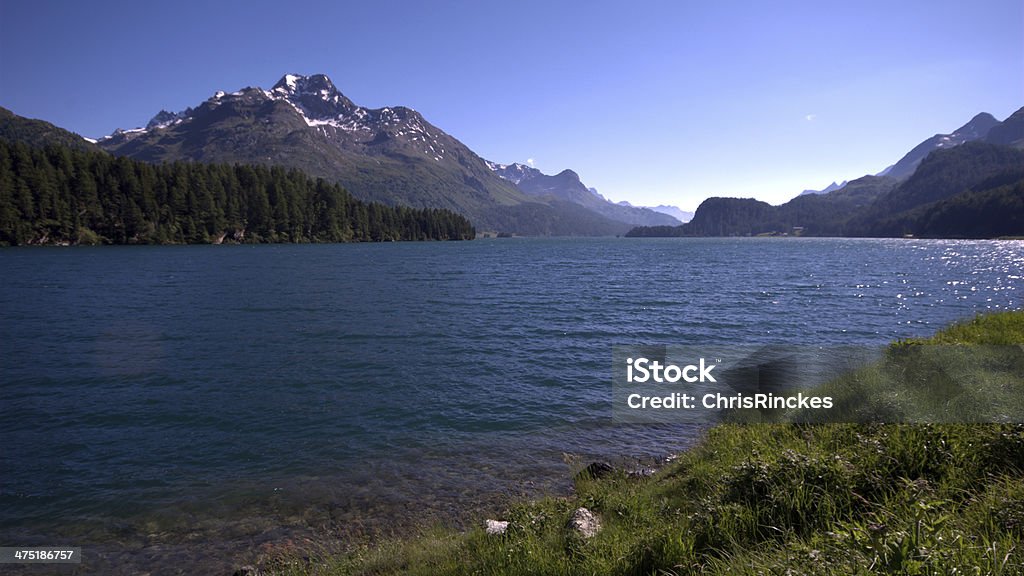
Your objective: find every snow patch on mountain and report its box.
[145,109,188,130]
[486,161,540,185]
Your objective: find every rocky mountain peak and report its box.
[270,73,357,120]
[272,73,338,96]
[886,110,1004,180]
[145,109,186,130]
[486,161,542,185]
[953,112,999,141]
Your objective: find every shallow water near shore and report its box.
[2,237,1023,574]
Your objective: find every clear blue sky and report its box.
[1,0,1021,210]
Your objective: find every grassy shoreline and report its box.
[266,311,1024,575]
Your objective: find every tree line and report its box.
[0,140,475,246]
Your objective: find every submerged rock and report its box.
[485,519,509,535]
[567,507,601,539]
[232,566,260,576]
[576,461,615,480]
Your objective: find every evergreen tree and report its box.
[0,141,475,245]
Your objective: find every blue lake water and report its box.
[1,237,1023,573]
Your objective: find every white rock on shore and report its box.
[567,507,601,538]
[485,519,509,535]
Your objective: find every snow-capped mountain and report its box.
[103,74,457,164]
[97,74,638,235]
[145,109,188,130]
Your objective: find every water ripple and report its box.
[1,238,1023,571]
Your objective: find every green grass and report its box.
[901,312,1024,345]
[267,311,1024,575]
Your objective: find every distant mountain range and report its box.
[647,205,694,223]
[612,201,693,223]
[485,161,679,227]
[89,74,678,235]
[799,181,847,196]
[628,106,1024,239]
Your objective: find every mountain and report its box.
[801,107,1021,191]
[0,106,101,151]
[614,201,692,223]
[486,161,539,185]
[985,106,1024,147]
[627,175,896,237]
[796,107,1020,199]
[627,106,1024,239]
[0,117,475,245]
[852,141,1024,237]
[627,140,1024,239]
[97,74,627,236]
[911,178,1024,238]
[798,181,847,196]
[669,197,774,237]
[486,161,680,227]
[885,112,1000,180]
[648,205,693,223]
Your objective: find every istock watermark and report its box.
[625,357,718,384]
[612,344,1024,424]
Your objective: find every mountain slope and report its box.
[871,141,1024,215]
[795,109,1009,197]
[854,141,1024,237]
[798,181,847,196]
[0,136,475,245]
[913,179,1024,238]
[985,105,1024,148]
[0,106,101,152]
[627,175,896,237]
[617,201,693,223]
[648,205,693,223]
[885,112,1000,180]
[487,161,679,227]
[628,107,1024,239]
[97,74,626,235]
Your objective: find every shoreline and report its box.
[257,311,1024,575]
[1,451,682,576]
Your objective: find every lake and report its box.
[2,237,1022,573]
